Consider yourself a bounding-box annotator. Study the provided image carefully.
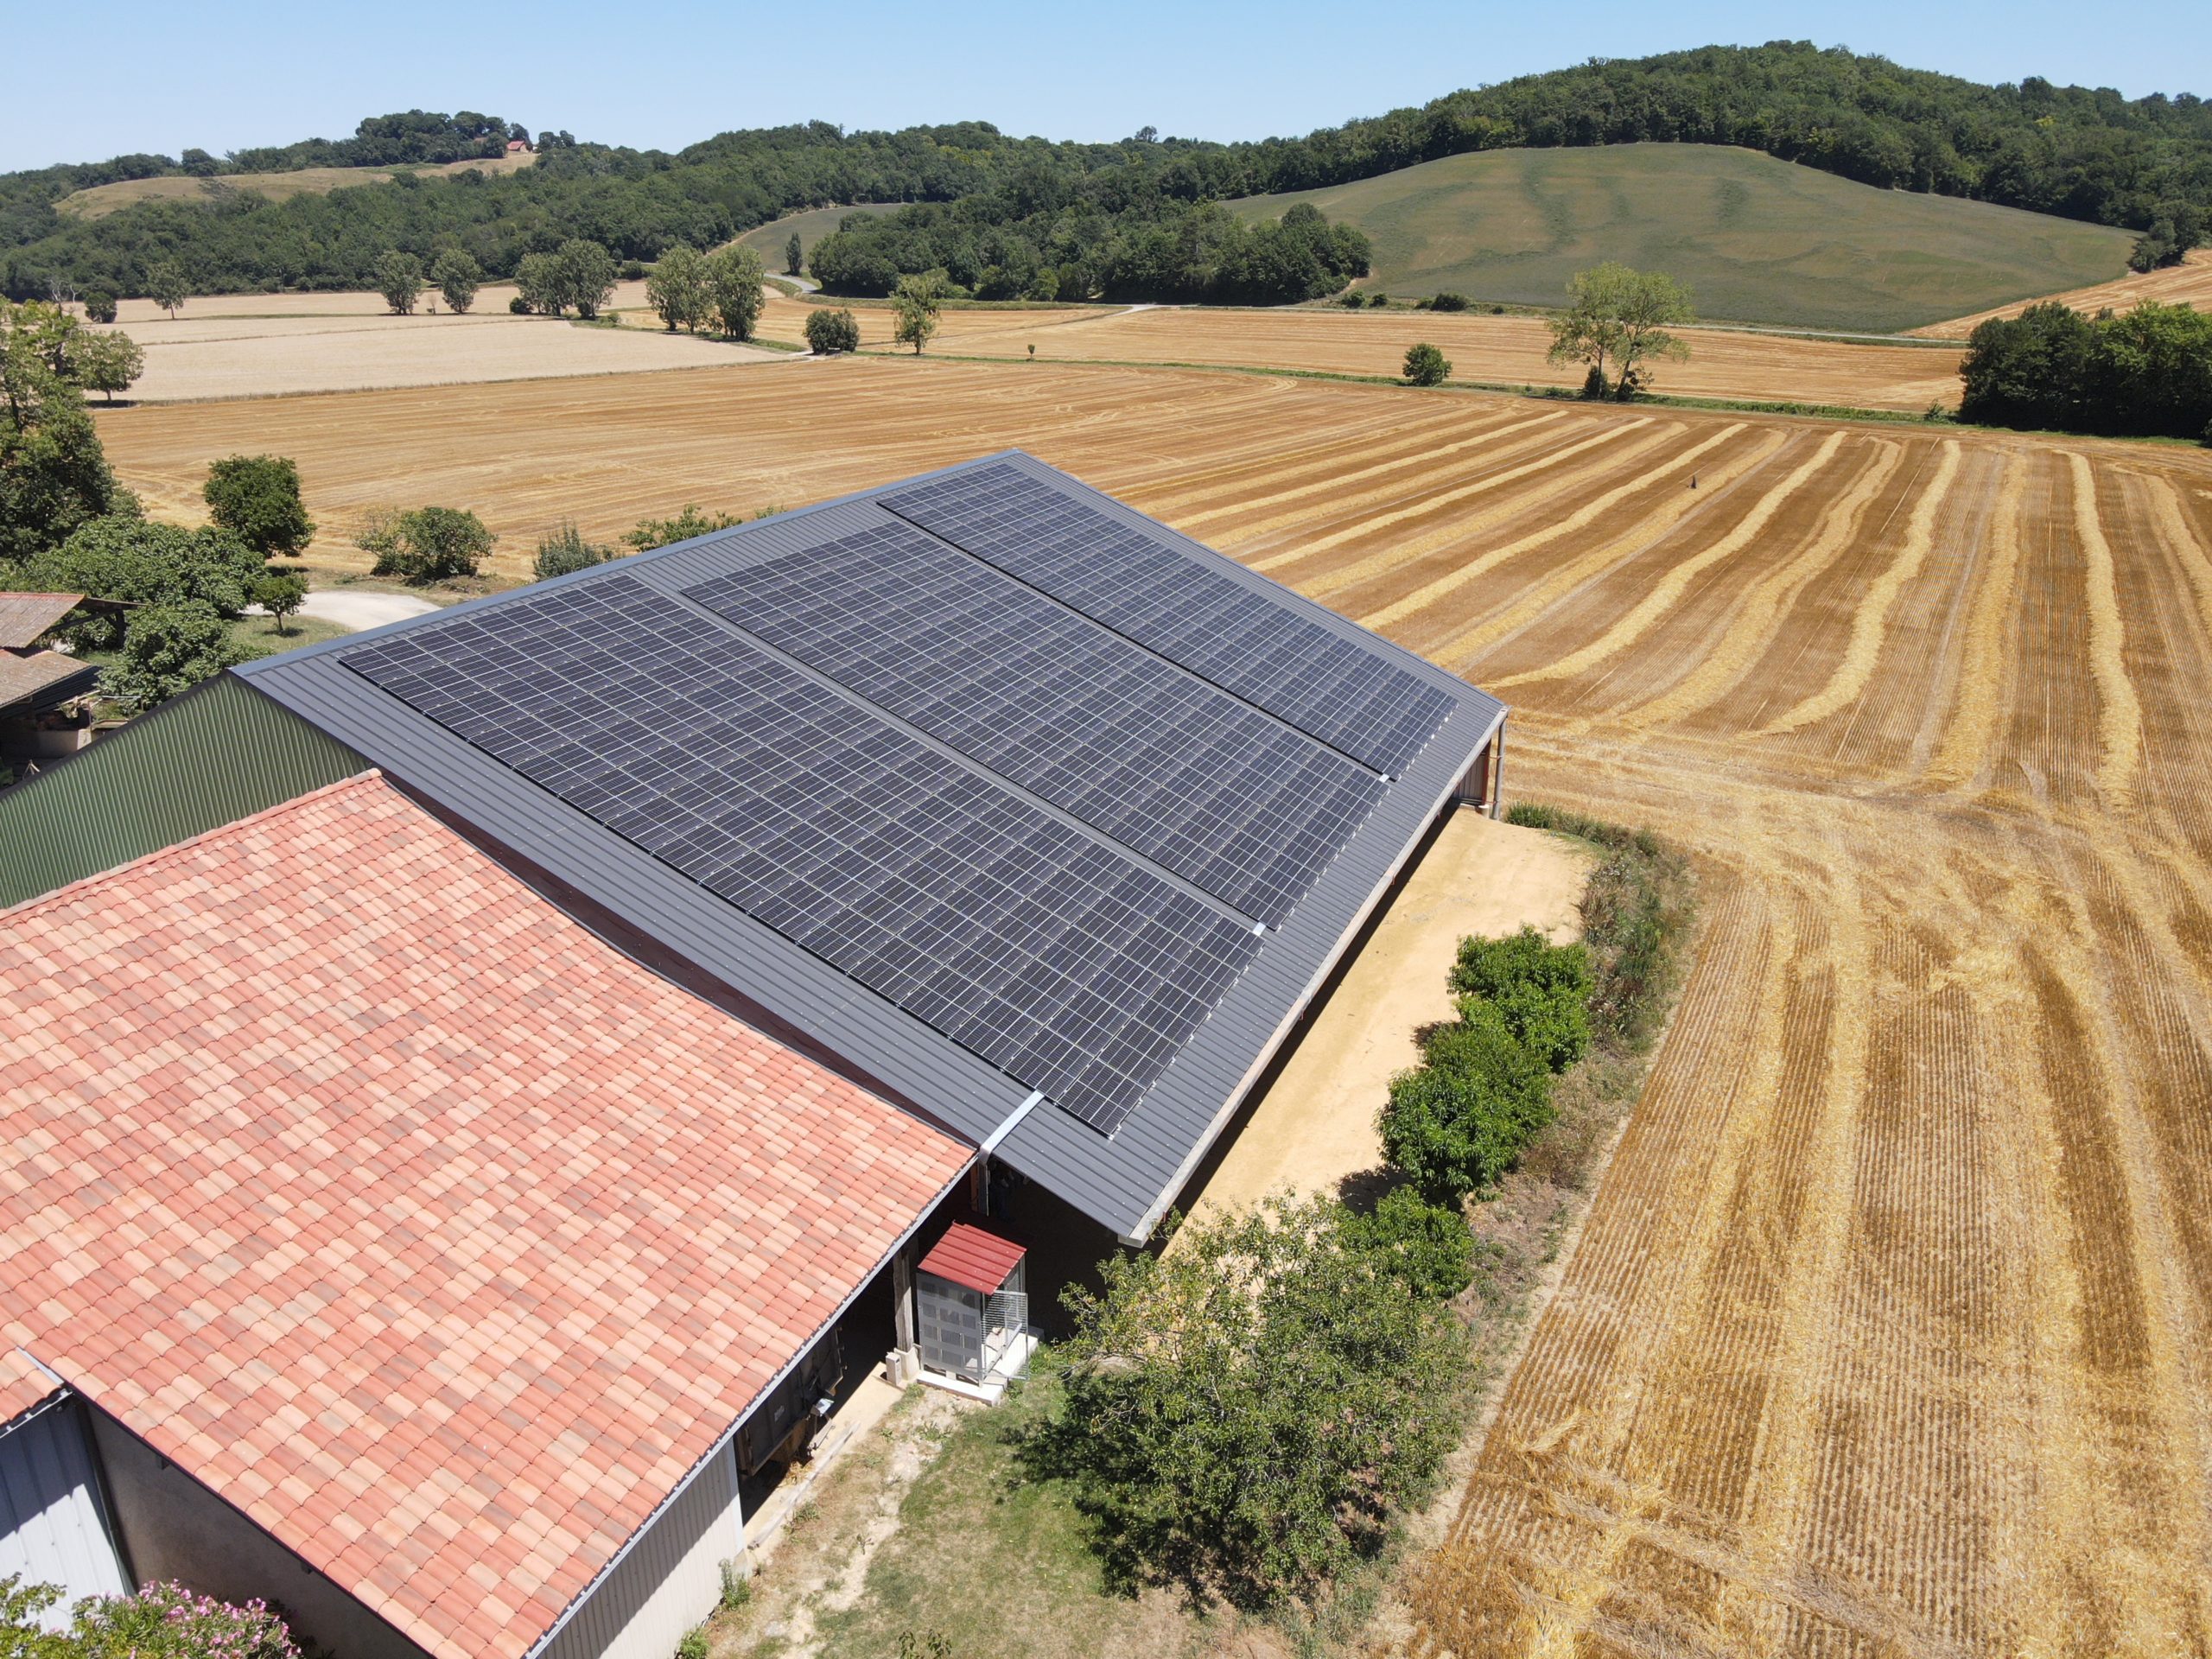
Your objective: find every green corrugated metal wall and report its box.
[0,672,365,910]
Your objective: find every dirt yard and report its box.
[96,359,2212,1655]
[1182,811,1593,1221]
[1913,246,2212,336]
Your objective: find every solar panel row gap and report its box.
[340,575,1260,1135]
[683,519,1384,927]
[880,462,1456,777]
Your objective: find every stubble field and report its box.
[1913,247,2212,336]
[96,360,2212,1654]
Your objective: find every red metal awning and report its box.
[917,1222,1026,1295]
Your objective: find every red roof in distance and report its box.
[918,1222,1027,1294]
[0,772,971,1659]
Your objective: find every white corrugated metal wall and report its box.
[537,1449,740,1659]
[0,1398,130,1628]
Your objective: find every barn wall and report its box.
[0,1398,129,1626]
[538,1450,741,1659]
[87,1411,432,1659]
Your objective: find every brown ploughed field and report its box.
[757,294,1964,411]
[99,362,2212,1654]
[1915,247,2212,336]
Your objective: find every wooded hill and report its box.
[3,41,2204,306]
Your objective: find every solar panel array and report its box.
[882,462,1456,776]
[685,522,1382,926]
[341,575,1261,1133]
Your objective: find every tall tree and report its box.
[646,245,708,332]
[0,299,135,563]
[556,239,617,319]
[707,245,766,340]
[1546,263,1694,399]
[71,330,143,403]
[203,454,315,558]
[892,268,948,355]
[430,248,481,314]
[145,262,188,320]
[785,231,804,276]
[375,250,423,315]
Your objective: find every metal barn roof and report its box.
[238,452,1505,1238]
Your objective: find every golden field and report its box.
[1915,247,2212,335]
[98,359,2212,1654]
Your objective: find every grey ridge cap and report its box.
[238,452,1505,1240]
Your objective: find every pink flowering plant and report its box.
[0,1579,302,1659]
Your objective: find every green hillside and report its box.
[1230,144,2133,333]
[735,203,899,271]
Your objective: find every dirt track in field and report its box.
[1913,246,2212,336]
[98,361,2212,1654]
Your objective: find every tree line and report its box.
[1959,301,2212,441]
[5,42,2207,303]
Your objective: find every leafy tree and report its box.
[1402,341,1451,386]
[708,245,766,340]
[804,306,861,355]
[249,568,308,632]
[515,251,565,315]
[360,505,493,582]
[1340,1186,1476,1300]
[1378,1000,1554,1199]
[82,289,117,325]
[1427,290,1470,312]
[785,231,804,276]
[1029,1193,1469,1606]
[1,301,135,564]
[430,247,481,313]
[624,503,741,550]
[534,519,613,579]
[1957,299,2212,438]
[375,250,423,315]
[68,330,143,404]
[145,263,188,319]
[17,517,260,640]
[103,599,250,709]
[1547,263,1694,400]
[203,454,314,558]
[556,238,617,319]
[892,268,948,354]
[646,245,708,332]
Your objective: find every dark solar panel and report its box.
[880,462,1456,775]
[685,522,1382,926]
[341,575,1259,1134]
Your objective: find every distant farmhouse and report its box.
[0,455,1506,1659]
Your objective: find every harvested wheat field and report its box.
[775,298,1964,411]
[99,361,2212,1652]
[1914,247,2212,336]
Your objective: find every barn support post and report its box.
[887,1250,918,1387]
[1489,721,1506,819]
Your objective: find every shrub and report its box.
[1342,1185,1475,1300]
[805,306,861,355]
[203,454,314,558]
[1031,1192,1469,1606]
[1403,342,1451,386]
[23,516,260,640]
[68,1580,301,1659]
[362,505,493,583]
[717,1557,752,1611]
[620,258,649,282]
[508,294,531,315]
[1338,290,1365,308]
[1429,290,1470,312]
[104,599,249,710]
[534,519,613,580]
[248,569,308,632]
[1480,981,1590,1073]
[1451,924,1592,1002]
[675,1627,709,1659]
[625,504,741,552]
[1380,1001,1553,1198]
[83,289,118,325]
[1368,291,1389,307]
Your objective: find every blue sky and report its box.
[7,0,2209,172]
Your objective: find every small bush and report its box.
[1582,365,1609,399]
[1381,1001,1554,1198]
[1403,342,1452,387]
[248,569,308,632]
[620,258,648,281]
[1343,1186,1474,1300]
[1491,303,1507,315]
[534,519,613,581]
[805,306,862,355]
[1338,290,1365,308]
[1429,291,1470,312]
[84,289,118,325]
[1450,925,1592,1002]
[718,1557,752,1611]
[362,505,493,583]
[68,1580,302,1659]
[508,295,531,314]
[625,504,741,552]
[676,1625,709,1659]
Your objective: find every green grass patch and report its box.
[1227,143,2130,333]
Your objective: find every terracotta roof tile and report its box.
[0,774,969,1659]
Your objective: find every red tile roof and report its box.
[917,1223,1027,1295]
[0,773,970,1659]
[0,1345,58,1426]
